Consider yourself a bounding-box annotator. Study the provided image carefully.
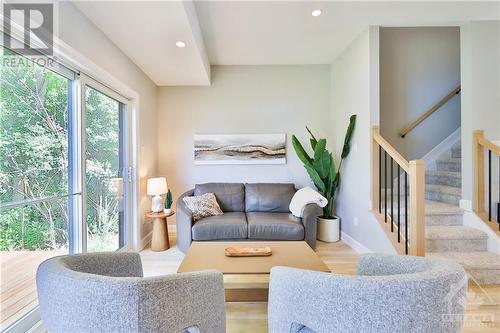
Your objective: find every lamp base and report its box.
[151,195,164,213]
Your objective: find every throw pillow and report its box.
[183,193,223,222]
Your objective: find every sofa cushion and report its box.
[247,212,304,240]
[195,183,245,212]
[192,212,247,240]
[245,183,296,213]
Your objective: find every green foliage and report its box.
[165,189,173,209]
[0,47,122,251]
[292,115,357,218]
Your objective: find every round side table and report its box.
[145,211,175,251]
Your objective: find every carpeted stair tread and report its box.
[425,170,461,187]
[426,251,500,270]
[424,200,463,215]
[425,226,488,240]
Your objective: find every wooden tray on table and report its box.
[224,246,272,257]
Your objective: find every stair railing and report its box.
[399,85,461,138]
[473,130,500,234]
[371,126,425,256]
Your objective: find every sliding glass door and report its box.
[84,83,131,252]
[0,48,134,330]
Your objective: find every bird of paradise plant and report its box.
[292,115,357,218]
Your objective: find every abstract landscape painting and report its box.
[194,134,286,165]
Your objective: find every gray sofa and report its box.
[176,183,322,253]
[36,252,226,333]
[268,254,468,333]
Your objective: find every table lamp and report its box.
[147,177,168,213]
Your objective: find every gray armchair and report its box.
[268,254,468,333]
[36,252,226,333]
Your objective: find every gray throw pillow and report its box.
[182,193,223,222]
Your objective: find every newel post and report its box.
[473,130,485,214]
[409,160,425,256]
[371,127,380,211]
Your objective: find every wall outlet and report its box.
[353,143,358,153]
[353,216,359,226]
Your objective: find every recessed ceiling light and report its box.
[176,41,186,48]
[311,9,322,17]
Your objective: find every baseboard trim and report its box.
[140,231,153,250]
[460,199,472,211]
[421,127,461,169]
[341,231,373,254]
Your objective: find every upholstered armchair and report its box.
[268,254,468,333]
[36,252,226,333]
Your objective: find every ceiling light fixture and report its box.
[311,9,322,17]
[176,41,186,48]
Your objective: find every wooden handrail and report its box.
[372,128,410,172]
[371,127,425,256]
[473,130,500,236]
[478,136,500,155]
[399,85,461,138]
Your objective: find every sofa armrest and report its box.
[176,189,195,253]
[301,203,322,249]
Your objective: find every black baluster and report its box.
[379,146,382,213]
[405,172,408,255]
[385,151,388,223]
[390,157,394,232]
[488,150,492,221]
[397,164,401,243]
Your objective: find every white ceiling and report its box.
[73,1,210,86]
[72,1,500,86]
[196,1,500,65]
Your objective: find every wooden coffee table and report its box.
[177,241,330,302]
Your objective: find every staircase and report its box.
[424,141,500,285]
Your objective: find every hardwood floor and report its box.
[0,250,65,330]
[141,235,499,333]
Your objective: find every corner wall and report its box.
[330,27,396,254]
[460,21,500,206]
[380,27,461,160]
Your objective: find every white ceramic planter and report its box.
[164,208,172,214]
[317,217,340,242]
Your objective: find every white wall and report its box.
[58,3,158,247]
[461,21,500,207]
[157,65,331,213]
[330,27,396,254]
[380,27,461,160]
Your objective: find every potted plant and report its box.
[292,115,356,242]
[164,189,173,214]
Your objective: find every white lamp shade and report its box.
[147,177,168,196]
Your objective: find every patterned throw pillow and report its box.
[182,193,223,222]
